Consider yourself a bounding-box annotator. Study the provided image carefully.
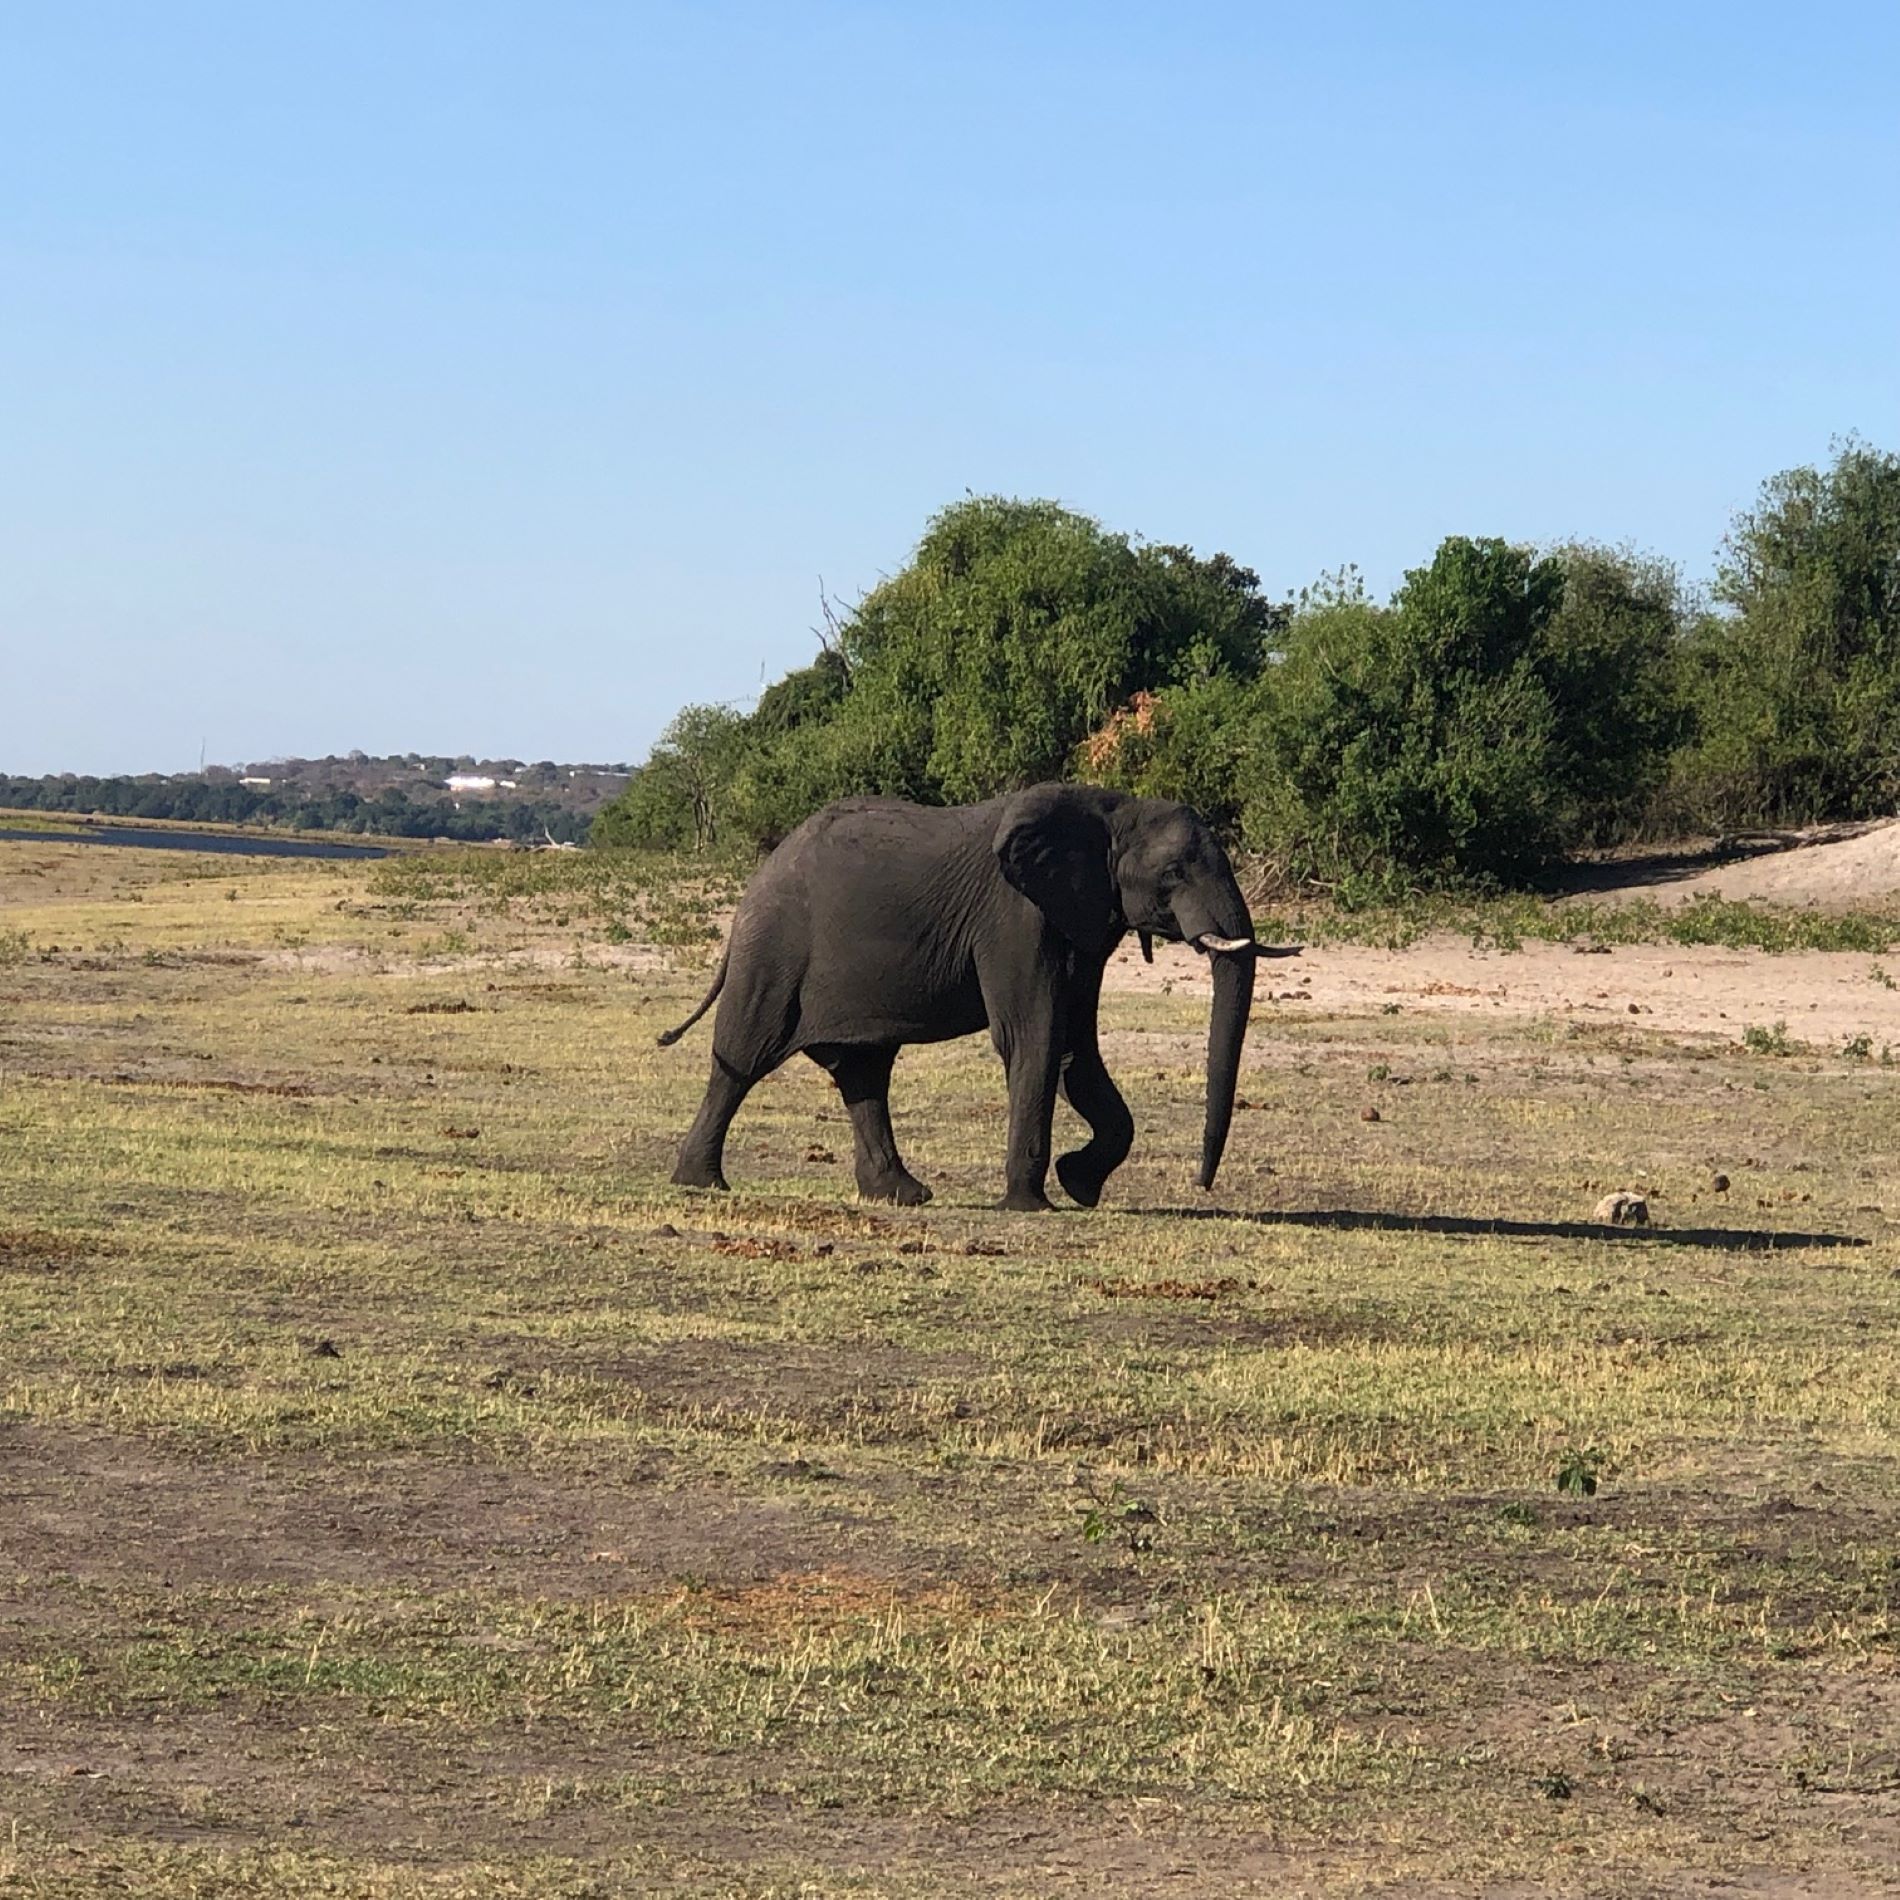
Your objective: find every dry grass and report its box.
[2,835,1897,1896]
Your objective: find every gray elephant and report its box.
[658,782,1290,1210]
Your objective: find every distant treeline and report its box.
[0,776,591,844]
[595,438,1900,896]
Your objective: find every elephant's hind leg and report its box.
[672,1054,757,1191]
[808,1045,931,1206]
[1055,1044,1134,1208]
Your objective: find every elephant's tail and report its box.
[656,945,729,1047]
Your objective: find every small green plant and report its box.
[1742,1021,1793,1056]
[0,927,29,965]
[1870,963,1897,990]
[1079,1484,1160,1552]
[1555,1447,1607,1497]
[1842,1034,1873,1061]
[1367,1063,1390,1082]
[1496,1501,1540,1528]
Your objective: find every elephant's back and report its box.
[718,794,995,1052]
[760,796,997,890]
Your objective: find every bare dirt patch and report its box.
[0,1424,894,1598]
[1104,933,1900,1050]
[0,1230,102,1273]
[1636,818,1900,909]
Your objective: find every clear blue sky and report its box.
[6,2,1898,777]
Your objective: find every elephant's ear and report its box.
[993,786,1120,954]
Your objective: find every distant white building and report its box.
[239,776,272,788]
[445,774,497,792]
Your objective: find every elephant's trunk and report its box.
[1172,874,1256,1192]
[1198,944,1254,1191]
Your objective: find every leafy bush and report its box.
[597,496,1280,852]
[1242,542,1688,893]
[1671,438,1900,826]
[1075,674,1269,838]
[590,705,747,850]
[821,500,1277,805]
[600,444,1900,887]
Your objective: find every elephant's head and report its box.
[994,784,1271,1192]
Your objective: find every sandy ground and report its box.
[1089,819,1900,1050]
[1622,818,1900,908]
[1105,934,1900,1051]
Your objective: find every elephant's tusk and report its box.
[1193,935,1304,959]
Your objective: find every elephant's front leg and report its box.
[1056,1042,1134,1208]
[1052,960,1132,1208]
[992,1009,1062,1212]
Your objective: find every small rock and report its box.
[311,1337,341,1359]
[1360,1106,1381,1123]
[1593,1190,1649,1226]
[1711,1174,1730,1195]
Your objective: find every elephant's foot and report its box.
[858,1170,933,1207]
[999,1184,1055,1213]
[671,1156,730,1191]
[1055,1151,1110,1209]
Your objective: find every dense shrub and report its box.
[595,497,1280,851]
[1243,541,1688,893]
[1670,438,1900,826]
[602,443,1900,891]
[590,705,747,850]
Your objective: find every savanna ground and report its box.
[2,833,1898,1898]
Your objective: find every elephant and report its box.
[658,782,1294,1211]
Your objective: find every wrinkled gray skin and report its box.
[661,783,1280,1211]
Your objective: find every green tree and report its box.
[1537,543,1690,842]
[849,502,1259,794]
[748,647,848,739]
[592,704,747,850]
[1249,539,1687,891]
[734,497,1278,838]
[1674,438,1900,824]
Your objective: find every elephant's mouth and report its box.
[1132,926,1300,964]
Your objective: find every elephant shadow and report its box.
[1125,1203,1869,1254]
